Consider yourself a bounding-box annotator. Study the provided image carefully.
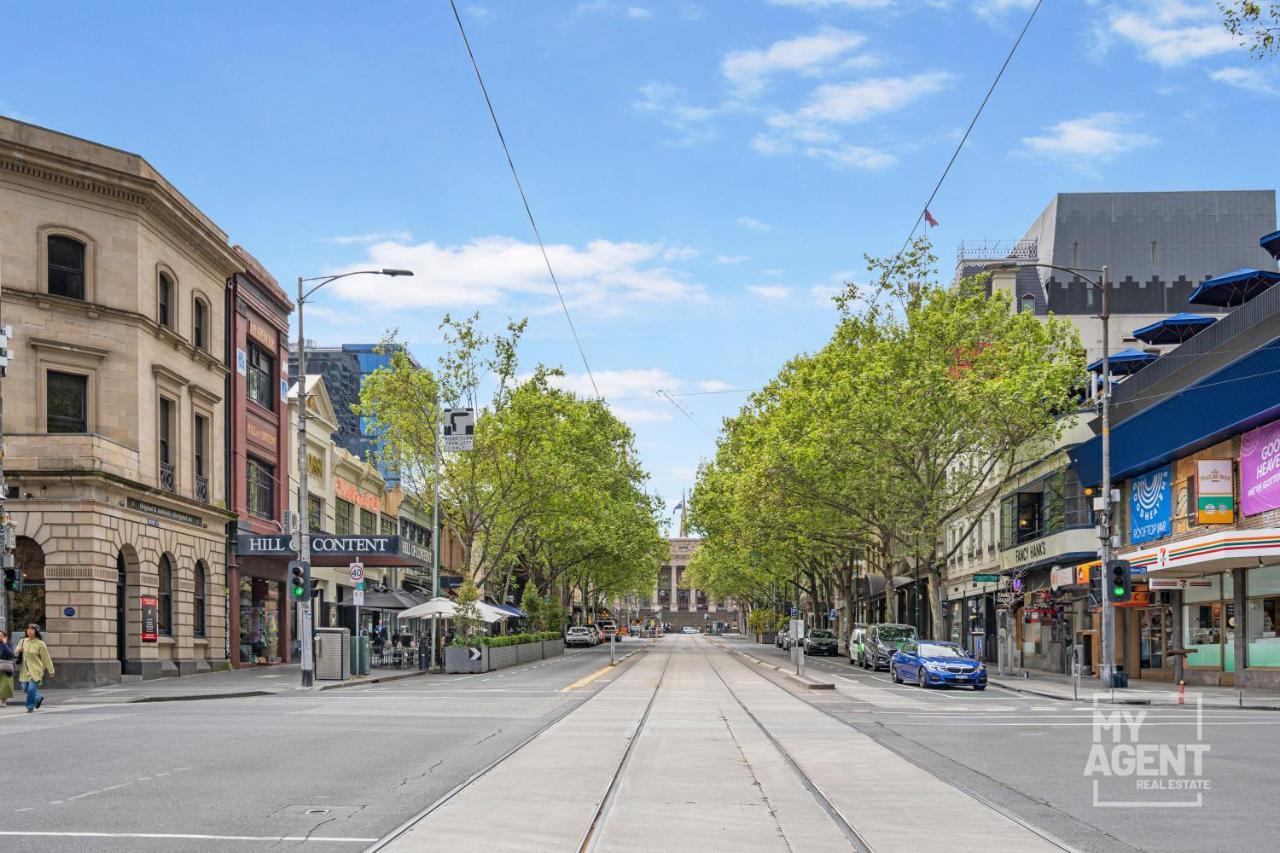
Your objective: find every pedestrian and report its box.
[15,624,54,713]
[0,630,14,707]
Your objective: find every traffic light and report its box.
[3,568,19,593]
[289,560,307,601]
[1106,560,1132,604]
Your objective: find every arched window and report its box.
[194,561,207,638]
[158,555,174,636]
[48,235,86,300]
[193,297,209,351]
[1020,293,1036,314]
[158,272,175,329]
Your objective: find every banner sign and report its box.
[1196,459,1235,524]
[141,595,158,642]
[1242,419,1280,516]
[236,534,400,556]
[1129,465,1172,545]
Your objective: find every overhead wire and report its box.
[449,0,600,398]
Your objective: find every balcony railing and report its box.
[195,474,209,504]
[160,462,175,493]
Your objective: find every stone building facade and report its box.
[0,117,240,685]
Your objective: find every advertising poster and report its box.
[141,595,158,642]
[1196,459,1235,524]
[1129,465,1172,545]
[1241,419,1280,516]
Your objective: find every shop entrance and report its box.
[1139,605,1174,675]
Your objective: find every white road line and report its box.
[0,831,376,843]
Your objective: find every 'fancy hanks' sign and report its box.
[1014,539,1047,565]
[236,534,400,556]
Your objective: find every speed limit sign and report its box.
[349,562,364,583]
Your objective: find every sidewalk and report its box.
[20,663,432,707]
[990,668,1280,710]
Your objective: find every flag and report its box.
[924,209,939,228]
[673,500,685,514]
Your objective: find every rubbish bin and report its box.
[1112,667,1128,689]
[350,635,371,676]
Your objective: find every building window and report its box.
[48,235,86,300]
[158,272,174,329]
[247,342,274,411]
[159,397,175,493]
[247,457,275,520]
[194,561,207,638]
[381,516,396,536]
[194,414,209,503]
[193,298,208,351]
[158,555,173,637]
[1020,293,1036,314]
[308,495,325,532]
[360,508,376,535]
[335,499,354,535]
[46,371,88,433]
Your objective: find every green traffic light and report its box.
[1114,585,1124,596]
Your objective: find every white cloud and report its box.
[1020,112,1156,165]
[1104,1,1239,67]
[736,215,773,232]
[807,142,897,169]
[810,284,845,306]
[634,82,718,144]
[697,379,735,392]
[1210,66,1277,95]
[722,28,868,96]
[973,0,1035,22]
[715,254,751,264]
[772,72,952,126]
[768,0,894,8]
[747,284,792,299]
[626,6,653,18]
[326,235,706,313]
[548,369,685,428]
[324,230,413,245]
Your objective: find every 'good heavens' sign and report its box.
[1129,465,1172,545]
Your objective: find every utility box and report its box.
[315,627,351,681]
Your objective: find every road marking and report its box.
[561,664,615,692]
[0,831,377,843]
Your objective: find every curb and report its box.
[130,690,278,703]
[717,642,835,689]
[989,678,1280,711]
[319,669,434,691]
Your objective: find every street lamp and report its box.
[294,268,413,687]
[990,261,1115,685]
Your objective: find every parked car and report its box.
[595,620,618,642]
[565,626,595,648]
[681,626,699,634]
[848,625,868,666]
[860,623,918,671]
[804,628,838,656]
[890,640,987,690]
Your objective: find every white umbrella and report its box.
[400,596,509,623]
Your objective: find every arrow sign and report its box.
[443,408,475,452]
[468,647,482,661]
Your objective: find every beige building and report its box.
[649,537,741,632]
[0,118,239,685]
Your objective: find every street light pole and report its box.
[294,268,413,688]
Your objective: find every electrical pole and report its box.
[1097,265,1116,686]
[295,276,315,688]
[431,390,440,670]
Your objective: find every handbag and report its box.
[0,660,12,675]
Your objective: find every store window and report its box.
[1183,575,1236,670]
[1247,564,1280,668]
[158,555,173,636]
[238,577,280,664]
[247,341,274,411]
[335,499,354,535]
[247,457,275,520]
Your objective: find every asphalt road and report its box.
[725,637,1280,853]
[0,641,640,853]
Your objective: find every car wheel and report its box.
[917,667,928,688]
[891,666,902,684]
[974,685,986,692]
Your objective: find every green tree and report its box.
[452,577,484,646]
[1222,2,1280,57]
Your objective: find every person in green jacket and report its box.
[16,624,54,713]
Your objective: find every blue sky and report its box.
[3,0,1275,532]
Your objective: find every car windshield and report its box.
[877,627,915,645]
[918,643,966,658]
[809,630,833,639]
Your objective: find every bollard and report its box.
[1177,680,1185,706]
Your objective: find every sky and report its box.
[2,0,1276,534]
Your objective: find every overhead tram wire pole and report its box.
[993,261,1113,685]
[295,268,413,688]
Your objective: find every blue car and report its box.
[890,640,987,690]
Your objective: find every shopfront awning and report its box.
[1131,313,1216,345]
[1261,230,1280,262]
[1122,528,1280,577]
[1086,348,1159,376]
[235,533,427,568]
[492,603,525,618]
[1188,268,1280,308]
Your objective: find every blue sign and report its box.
[1130,465,1172,544]
[790,606,798,618]
[63,607,76,617]
[829,608,838,621]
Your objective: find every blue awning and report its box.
[1086,348,1158,375]
[1070,338,1280,486]
[1131,313,1216,345]
[1262,230,1280,261]
[493,603,525,618]
[1188,268,1280,307]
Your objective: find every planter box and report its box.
[517,642,542,664]
[757,632,777,645]
[445,645,489,673]
[543,638,564,657]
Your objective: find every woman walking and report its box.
[15,624,54,713]
[0,630,14,707]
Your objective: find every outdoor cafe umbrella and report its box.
[1262,229,1280,261]
[1131,313,1215,345]
[399,596,510,623]
[1086,348,1159,376]
[1188,268,1280,307]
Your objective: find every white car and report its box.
[681,626,699,634]
[565,626,595,648]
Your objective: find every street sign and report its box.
[443,408,475,452]
[828,608,837,621]
[974,574,1000,583]
[468,647,482,661]
[349,562,365,583]
[356,580,365,591]
[353,589,365,606]
[790,606,798,618]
